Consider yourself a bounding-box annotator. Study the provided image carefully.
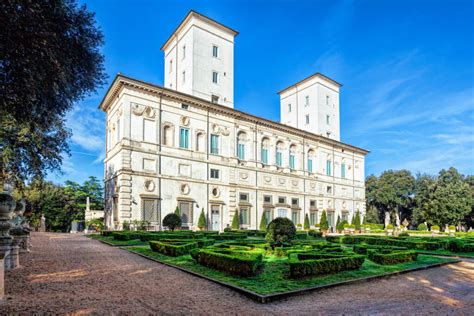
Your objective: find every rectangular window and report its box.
[276,152,283,167]
[308,159,313,173]
[310,212,316,225]
[326,160,332,175]
[210,169,219,179]
[289,154,295,169]
[291,198,299,206]
[341,163,346,178]
[278,196,286,204]
[116,118,121,143]
[179,202,192,226]
[305,115,310,125]
[264,195,272,204]
[211,95,219,103]
[179,128,189,149]
[212,71,219,84]
[181,103,189,110]
[239,208,249,225]
[239,193,249,202]
[237,143,245,160]
[212,45,219,58]
[261,148,268,164]
[288,104,291,112]
[292,211,299,224]
[327,186,332,194]
[142,199,158,223]
[305,95,309,106]
[182,71,186,84]
[310,200,316,207]
[326,115,330,125]
[264,208,272,225]
[277,208,287,218]
[210,134,219,154]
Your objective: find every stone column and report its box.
[9,237,21,269]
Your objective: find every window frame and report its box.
[210,134,219,154]
[210,168,220,179]
[179,127,190,149]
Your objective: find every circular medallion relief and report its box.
[279,178,286,185]
[264,176,272,183]
[292,180,298,187]
[144,106,156,118]
[211,187,220,198]
[181,116,190,126]
[212,124,220,133]
[180,183,190,195]
[144,179,155,192]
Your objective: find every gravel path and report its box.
[2,232,473,315]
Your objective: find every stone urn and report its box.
[0,193,16,221]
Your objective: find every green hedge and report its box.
[288,252,365,278]
[308,230,323,238]
[446,239,474,252]
[353,244,408,255]
[149,240,198,256]
[191,247,264,277]
[367,249,418,265]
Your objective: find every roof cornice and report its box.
[98,74,369,155]
[277,72,343,95]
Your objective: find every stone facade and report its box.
[99,11,368,231]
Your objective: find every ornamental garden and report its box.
[90,216,474,302]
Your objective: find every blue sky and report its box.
[49,0,474,184]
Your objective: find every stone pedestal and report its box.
[0,254,4,300]
[10,237,21,269]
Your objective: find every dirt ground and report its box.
[2,232,473,315]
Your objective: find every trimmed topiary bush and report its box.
[197,209,206,230]
[266,217,296,249]
[320,210,329,232]
[354,211,361,231]
[336,215,342,233]
[149,240,198,256]
[231,209,239,230]
[304,214,310,231]
[259,212,267,231]
[417,223,428,231]
[288,252,365,278]
[431,225,440,231]
[367,249,418,265]
[163,213,182,231]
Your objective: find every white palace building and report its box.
[99,11,368,231]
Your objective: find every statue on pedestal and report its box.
[40,214,46,232]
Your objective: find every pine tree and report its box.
[354,210,361,231]
[231,208,239,230]
[259,212,267,231]
[198,208,206,230]
[174,206,180,215]
[336,215,342,232]
[320,210,329,231]
[304,214,310,230]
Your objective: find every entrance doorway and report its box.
[211,205,220,231]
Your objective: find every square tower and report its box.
[161,11,238,108]
[278,73,341,141]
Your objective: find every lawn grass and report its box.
[126,245,458,295]
[87,234,145,246]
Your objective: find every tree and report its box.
[464,175,474,228]
[374,170,415,227]
[259,212,267,231]
[174,206,180,215]
[231,209,239,230]
[414,168,471,227]
[365,175,381,223]
[163,213,181,231]
[197,209,206,230]
[0,0,106,189]
[304,214,310,231]
[265,217,296,249]
[412,174,436,225]
[320,210,329,231]
[353,210,361,231]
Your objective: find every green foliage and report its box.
[259,212,267,231]
[163,213,182,231]
[288,252,365,278]
[446,239,474,252]
[335,215,342,232]
[398,231,410,237]
[198,209,206,230]
[0,0,106,188]
[431,225,440,231]
[449,225,456,231]
[150,240,198,256]
[304,214,310,231]
[354,211,361,230]
[231,209,239,230]
[417,223,428,231]
[308,230,323,238]
[367,249,418,265]
[320,210,329,231]
[386,224,394,229]
[265,217,296,248]
[86,218,104,231]
[174,206,180,215]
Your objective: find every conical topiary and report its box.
[354,210,361,231]
[231,208,239,230]
[336,215,342,233]
[259,212,267,231]
[198,208,206,230]
[320,210,329,232]
[174,206,180,215]
[304,214,310,230]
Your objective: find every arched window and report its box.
[261,137,270,164]
[289,144,297,170]
[237,132,246,160]
[308,149,316,173]
[162,125,173,146]
[196,132,205,152]
[276,141,284,167]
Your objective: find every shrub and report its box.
[386,224,394,229]
[398,231,410,237]
[354,211,361,231]
[320,210,329,231]
[122,220,130,231]
[192,247,264,277]
[335,215,342,232]
[353,244,408,255]
[149,240,198,256]
[259,212,267,231]
[198,209,206,230]
[223,227,232,232]
[231,209,239,230]
[417,223,428,231]
[446,239,474,252]
[304,214,310,231]
[288,253,365,278]
[265,217,296,249]
[308,230,323,238]
[431,225,440,231]
[367,250,418,265]
[449,225,456,231]
[163,213,182,231]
